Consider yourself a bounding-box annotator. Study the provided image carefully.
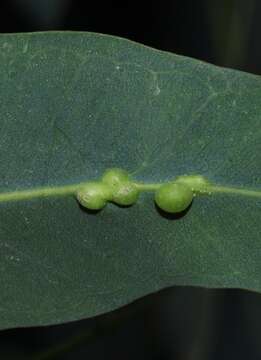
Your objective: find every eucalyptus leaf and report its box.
[0,32,260,330]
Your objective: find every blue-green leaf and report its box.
[0,32,260,330]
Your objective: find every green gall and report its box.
[175,175,210,193]
[102,168,130,188]
[155,182,193,213]
[76,182,112,210]
[102,168,139,206]
[112,182,139,206]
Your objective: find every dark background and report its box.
[1,0,261,359]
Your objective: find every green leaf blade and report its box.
[0,32,260,329]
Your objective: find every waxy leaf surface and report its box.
[0,32,260,329]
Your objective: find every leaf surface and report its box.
[0,32,260,329]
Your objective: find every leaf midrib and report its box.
[0,180,260,204]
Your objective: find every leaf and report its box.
[0,32,260,330]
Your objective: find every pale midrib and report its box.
[0,183,83,203]
[0,182,260,203]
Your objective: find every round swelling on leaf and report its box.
[175,174,210,193]
[102,168,130,188]
[76,182,112,210]
[102,168,139,206]
[112,182,140,206]
[155,182,194,213]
